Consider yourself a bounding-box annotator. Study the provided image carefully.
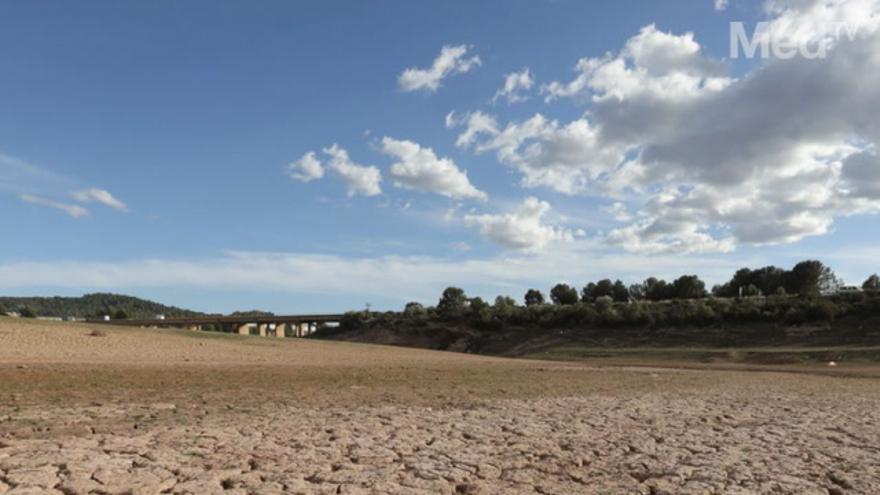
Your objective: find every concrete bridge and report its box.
[87,314,344,338]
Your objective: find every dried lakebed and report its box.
[1,318,879,494]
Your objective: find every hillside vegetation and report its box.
[316,260,880,360]
[0,293,204,319]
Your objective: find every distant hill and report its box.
[0,293,206,319]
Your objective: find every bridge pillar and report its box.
[237,324,250,335]
[186,325,200,331]
[258,324,268,337]
[275,323,287,338]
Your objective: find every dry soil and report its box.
[1,317,878,494]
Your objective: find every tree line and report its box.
[388,260,879,324]
[517,260,870,309]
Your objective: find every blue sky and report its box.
[1,0,879,313]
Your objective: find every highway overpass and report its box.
[87,314,345,337]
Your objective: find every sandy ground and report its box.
[1,317,879,494]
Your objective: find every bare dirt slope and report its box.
[1,317,879,494]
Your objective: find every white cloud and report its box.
[715,0,729,11]
[453,1,880,253]
[287,151,325,182]
[449,111,499,149]
[380,137,487,201]
[605,219,737,255]
[71,188,129,212]
[492,68,534,104]
[453,112,624,194]
[2,153,127,216]
[602,202,633,222]
[541,24,728,103]
[323,144,382,197]
[464,197,577,252]
[20,194,89,218]
[0,153,74,194]
[398,44,481,93]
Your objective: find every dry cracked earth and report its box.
[1,317,879,494]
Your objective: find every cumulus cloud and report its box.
[542,24,729,103]
[715,0,729,11]
[454,0,880,253]
[447,111,499,148]
[287,151,324,182]
[842,150,880,199]
[452,112,624,194]
[71,188,129,212]
[20,194,89,218]
[492,68,534,104]
[464,197,578,252]
[380,137,487,201]
[323,144,382,197]
[398,45,481,93]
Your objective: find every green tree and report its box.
[581,282,597,302]
[786,260,840,296]
[644,278,671,301]
[112,308,129,320]
[593,279,615,299]
[628,283,646,301]
[403,302,426,317]
[438,287,468,317]
[550,284,579,305]
[863,274,880,291]
[494,295,517,308]
[493,296,518,319]
[524,289,545,307]
[469,297,490,314]
[672,275,707,300]
[741,284,760,297]
[612,280,630,302]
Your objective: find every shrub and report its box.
[693,303,718,325]
[19,306,37,318]
[594,296,614,313]
[598,306,621,326]
[619,303,646,325]
[783,307,806,325]
[469,297,490,315]
[339,311,369,332]
[808,299,836,322]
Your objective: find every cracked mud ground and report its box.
[1,318,879,494]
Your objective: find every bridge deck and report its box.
[87,314,345,327]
